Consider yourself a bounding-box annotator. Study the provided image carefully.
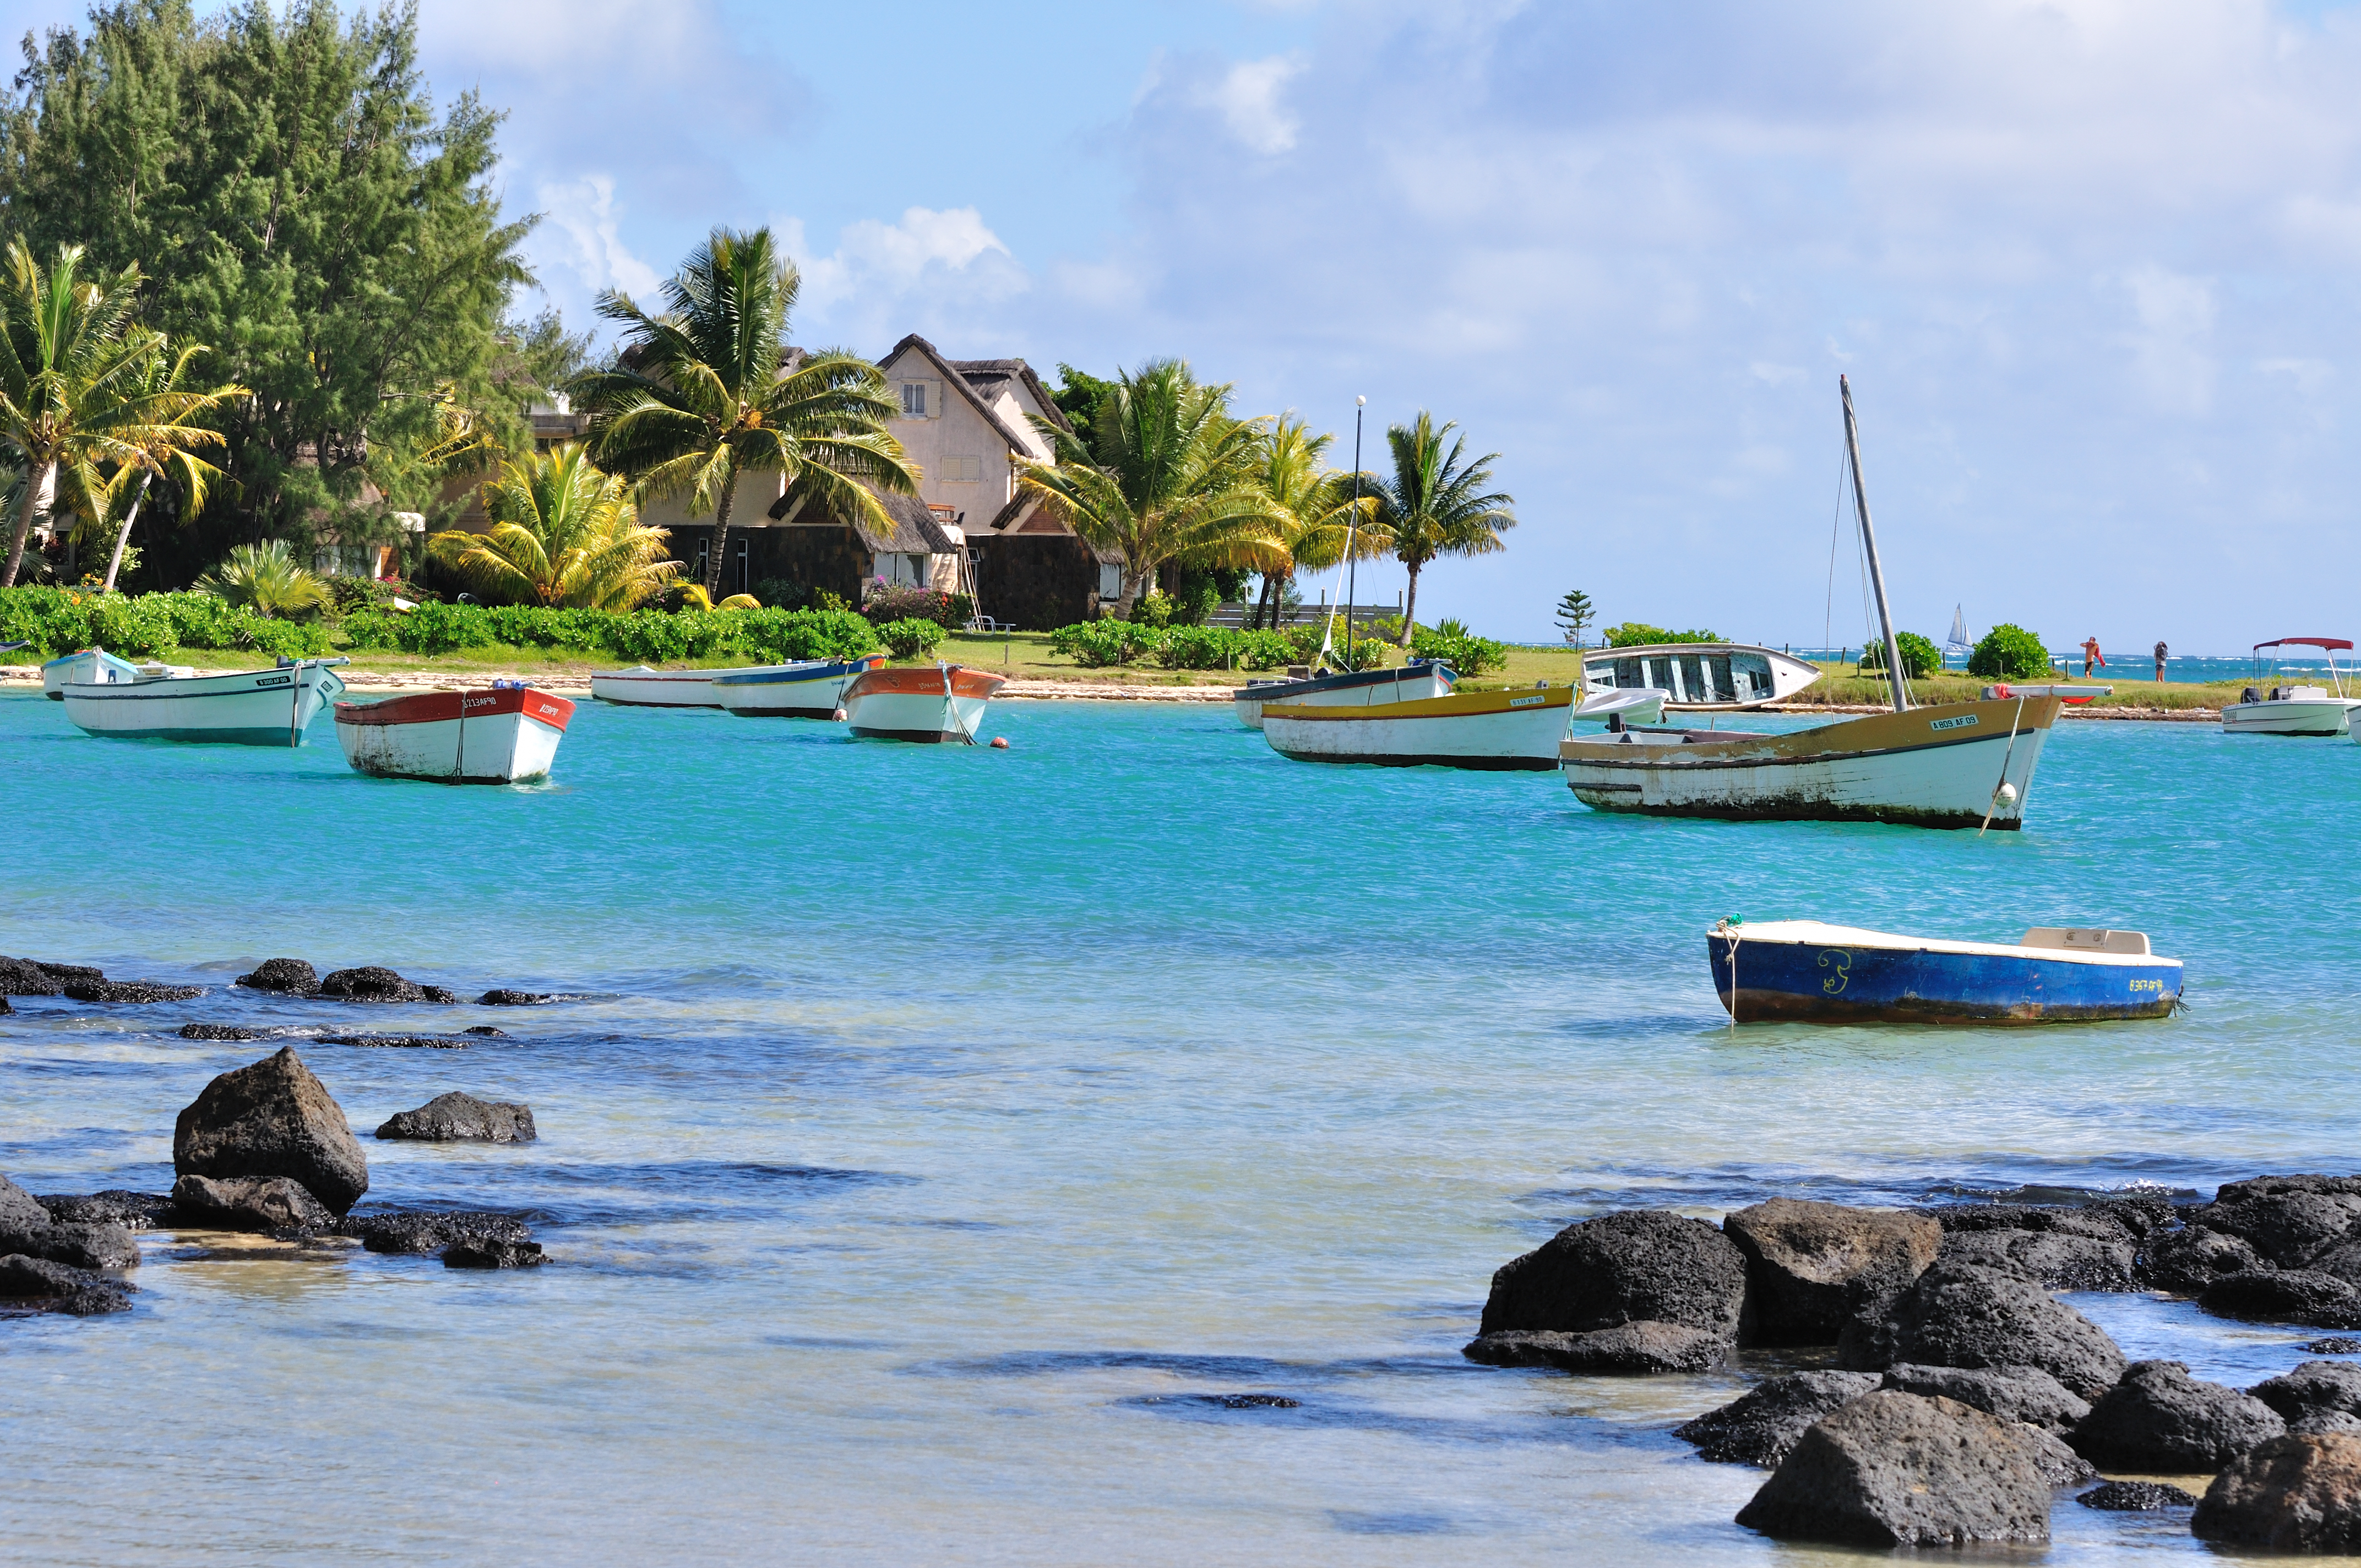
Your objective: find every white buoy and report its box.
[1996,782,2018,804]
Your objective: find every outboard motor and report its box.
[2241,686,2261,705]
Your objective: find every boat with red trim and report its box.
[334,683,576,783]
[839,664,1006,743]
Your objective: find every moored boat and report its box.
[335,684,576,784]
[1581,644,1820,709]
[840,664,1007,743]
[1559,376,2062,831]
[711,655,887,719]
[1707,919,2183,1023]
[1264,684,1665,770]
[1231,662,1456,729]
[61,658,347,745]
[2222,639,2360,736]
[589,664,775,708]
[43,647,138,698]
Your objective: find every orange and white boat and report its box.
[334,684,576,783]
[839,664,1007,744]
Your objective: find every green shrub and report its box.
[1152,625,1249,669]
[1332,636,1392,672]
[328,601,879,663]
[1236,629,1296,671]
[0,586,331,659]
[876,617,945,659]
[863,582,970,628]
[1860,631,1941,680]
[1968,623,2051,680]
[1604,622,1722,647]
[1049,619,1165,667]
[1410,619,1508,677]
[1128,590,1177,628]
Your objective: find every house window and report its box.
[940,454,981,482]
[900,382,928,417]
[1098,562,1123,600]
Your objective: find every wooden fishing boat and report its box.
[711,655,886,719]
[2222,639,2360,736]
[1231,662,1455,729]
[61,658,347,745]
[1560,377,2062,831]
[589,664,771,708]
[1707,919,2183,1023]
[334,685,576,784]
[1264,685,1665,770]
[42,647,137,698]
[840,665,1007,743]
[1581,643,1819,709]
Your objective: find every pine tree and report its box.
[1554,589,1595,645]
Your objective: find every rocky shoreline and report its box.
[1465,1183,2361,1550]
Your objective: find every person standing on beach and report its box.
[2153,640,2168,682]
[2081,635,2105,678]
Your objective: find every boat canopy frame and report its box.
[2251,637,2354,696]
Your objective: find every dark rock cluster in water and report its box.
[1,955,199,1004]
[2,953,576,1030]
[1463,1178,2361,1551]
[375,1092,536,1144]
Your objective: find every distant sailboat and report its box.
[1946,606,1973,663]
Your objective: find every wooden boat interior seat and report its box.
[2019,927,2151,956]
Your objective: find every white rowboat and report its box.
[712,656,886,718]
[1231,662,1456,729]
[1264,685,1666,771]
[589,664,771,708]
[335,685,576,783]
[840,665,1007,743]
[61,660,347,745]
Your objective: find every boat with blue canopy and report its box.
[1706,918,2183,1023]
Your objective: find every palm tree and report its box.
[1018,359,1280,618]
[195,540,331,618]
[1242,414,1385,630]
[427,443,678,610]
[1372,411,1516,645]
[0,241,240,587]
[91,337,247,592]
[572,226,916,598]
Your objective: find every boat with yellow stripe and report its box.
[1263,683,1664,771]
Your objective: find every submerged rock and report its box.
[172,1046,368,1214]
[462,1026,508,1037]
[477,989,552,1006]
[443,1238,543,1269]
[178,1023,260,1041]
[1477,1210,1751,1341]
[61,979,202,1004]
[339,1211,532,1256]
[2310,1337,2361,1355]
[2200,1269,2361,1329]
[2070,1359,2284,1471]
[1,1175,139,1270]
[0,1253,132,1315]
[1837,1261,2127,1398]
[1462,1322,1729,1373]
[1722,1199,1939,1344]
[317,966,433,1003]
[319,1035,468,1050]
[1880,1363,2091,1433]
[36,1191,173,1231]
[1734,1392,2052,1548]
[2250,1361,2361,1425]
[2078,1480,2197,1511]
[2193,1433,2361,1551]
[235,958,319,996]
[170,1173,331,1233]
[1675,1371,1880,1466]
[0,956,68,996]
[374,1092,535,1143]
[0,995,12,1015]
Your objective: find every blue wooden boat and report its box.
[1707,919,2183,1023]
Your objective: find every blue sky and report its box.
[13,0,2361,650]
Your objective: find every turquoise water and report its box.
[2,692,2358,1564]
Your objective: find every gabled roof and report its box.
[946,357,1071,436]
[878,333,1069,459]
[769,482,961,556]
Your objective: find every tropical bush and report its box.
[1604,622,1722,647]
[1410,619,1508,676]
[195,541,332,619]
[862,582,971,628]
[1049,619,1163,667]
[339,603,879,663]
[428,444,676,610]
[875,617,944,659]
[1860,631,1941,680]
[1967,623,2052,680]
[0,586,331,657]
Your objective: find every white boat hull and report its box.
[335,688,575,783]
[2223,698,2359,736]
[840,666,1008,743]
[1560,698,2060,830]
[62,663,347,745]
[1261,685,1668,770]
[589,665,777,707]
[1231,665,1454,729]
[712,657,885,718]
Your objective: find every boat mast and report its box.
[1841,375,1910,715]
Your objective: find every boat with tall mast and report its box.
[1557,378,2061,830]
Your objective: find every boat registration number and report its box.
[1509,695,1544,707]
[1928,714,1980,731]
[2129,978,2166,993]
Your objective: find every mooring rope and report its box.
[1977,695,2027,837]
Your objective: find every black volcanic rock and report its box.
[2079,1480,2196,1511]
[170,1173,332,1234]
[443,1238,543,1269]
[2200,1269,2361,1329]
[374,1092,535,1143]
[172,1046,368,1214]
[2250,1360,2361,1425]
[235,958,319,995]
[478,989,553,1006]
[1723,1199,1940,1344]
[179,1023,260,1041]
[2070,1359,2284,1471]
[317,966,427,1003]
[0,1253,132,1315]
[339,1211,532,1255]
[1676,1371,1881,1466]
[1464,1321,1731,1374]
[1734,1392,2051,1548]
[1837,1261,2127,1398]
[2193,1433,2361,1551]
[1478,1210,1751,1341]
[1880,1363,2091,1433]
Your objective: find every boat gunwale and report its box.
[1709,921,2182,969]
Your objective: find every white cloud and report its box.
[787,208,1029,354]
[1204,56,1305,155]
[533,176,663,302]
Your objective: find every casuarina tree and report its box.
[574,226,916,598]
